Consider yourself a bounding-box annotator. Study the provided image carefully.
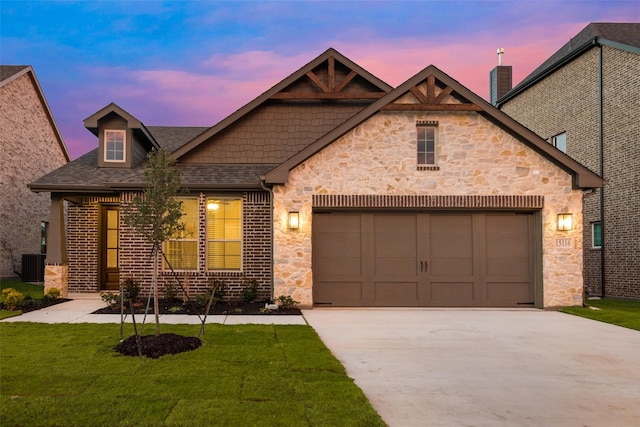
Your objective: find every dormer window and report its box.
[105,130,126,162]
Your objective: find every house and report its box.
[30,48,602,308]
[498,23,640,300]
[0,66,70,280]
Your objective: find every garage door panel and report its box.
[315,257,362,279]
[431,257,474,276]
[314,282,364,306]
[375,258,417,276]
[373,282,419,306]
[430,282,475,304]
[315,234,361,257]
[313,211,535,308]
[486,257,529,277]
[486,282,532,305]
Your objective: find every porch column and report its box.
[44,194,68,297]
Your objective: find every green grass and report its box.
[0,277,45,298]
[560,298,640,331]
[0,278,46,319]
[0,323,384,427]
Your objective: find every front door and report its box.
[100,205,120,290]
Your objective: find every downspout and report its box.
[598,43,606,298]
[260,178,275,301]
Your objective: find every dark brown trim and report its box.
[312,194,544,209]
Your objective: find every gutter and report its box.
[598,45,606,298]
[259,177,275,301]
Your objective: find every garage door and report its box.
[312,212,535,307]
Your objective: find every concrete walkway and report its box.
[303,308,640,427]
[0,294,306,325]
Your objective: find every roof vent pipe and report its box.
[497,48,505,66]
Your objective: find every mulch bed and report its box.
[114,333,202,358]
[92,299,301,316]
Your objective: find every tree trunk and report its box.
[153,243,160,336]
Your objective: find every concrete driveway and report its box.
[303,309,640,427]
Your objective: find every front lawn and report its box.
[560,298,640,331]
[0,323,384,427]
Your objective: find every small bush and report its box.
[276,295,299,310]
[121,277,140,301]
[241,279,259,302]
[163,284,177,300]
[46,287,61,300]
[1,288,25,311]
[101,293,121,309]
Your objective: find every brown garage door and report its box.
[313,212,535,307]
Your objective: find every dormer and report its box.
[84,103,158,168]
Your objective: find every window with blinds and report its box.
[207,198,242,270]
[163,198,198,270]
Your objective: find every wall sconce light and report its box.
[287,211,299,230]
[557,213,573,231]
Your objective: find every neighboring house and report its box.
[0,66,70,280]
[30,48,602,308]
[498,23,640,300]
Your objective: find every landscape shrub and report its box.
[46,287,61,299]
[277,295,299,310]
[1,288,25,311]
[241,279,259,302]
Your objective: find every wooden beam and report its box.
[409,87,429,104]
[328,57,335,91]
[306,71,330,93]
[426,75,436,103]
[434,86,453,104]
[335,70,357,92]
[382,103,482,111]
[271,92,385,100]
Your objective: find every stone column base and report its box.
[45,264,68,298]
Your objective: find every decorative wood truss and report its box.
[383,75,482,111]
[271,56,386,100]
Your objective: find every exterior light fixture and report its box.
[287,211,299,230]
[557,213,573,231]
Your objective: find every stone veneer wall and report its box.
[501,45,640,299]
[273,111,584,308]
[0,72,68,277]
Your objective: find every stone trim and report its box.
[416,120,439,126]
[312,194,544,209]
[417,166,441,171]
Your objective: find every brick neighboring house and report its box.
[498,23,640,300]
[31,48,602,308]
[1,66,70,280]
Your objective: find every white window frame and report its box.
[104,129,126,163]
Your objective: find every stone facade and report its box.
[501,45,640,299]
[0,69,68,278]
[273,111,584,308]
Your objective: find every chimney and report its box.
[490,48,512,105]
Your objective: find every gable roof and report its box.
[83,102,160,150]
[264,65,603,190]
[171,48,393,159]
[1,65,71,162]
[499,23,640,105]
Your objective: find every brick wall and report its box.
[65,191,272,299]
[501,45,640,299]
[0,72,68,277]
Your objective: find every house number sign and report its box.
[555,238,573,248]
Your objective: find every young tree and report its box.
[122,148,186,336]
